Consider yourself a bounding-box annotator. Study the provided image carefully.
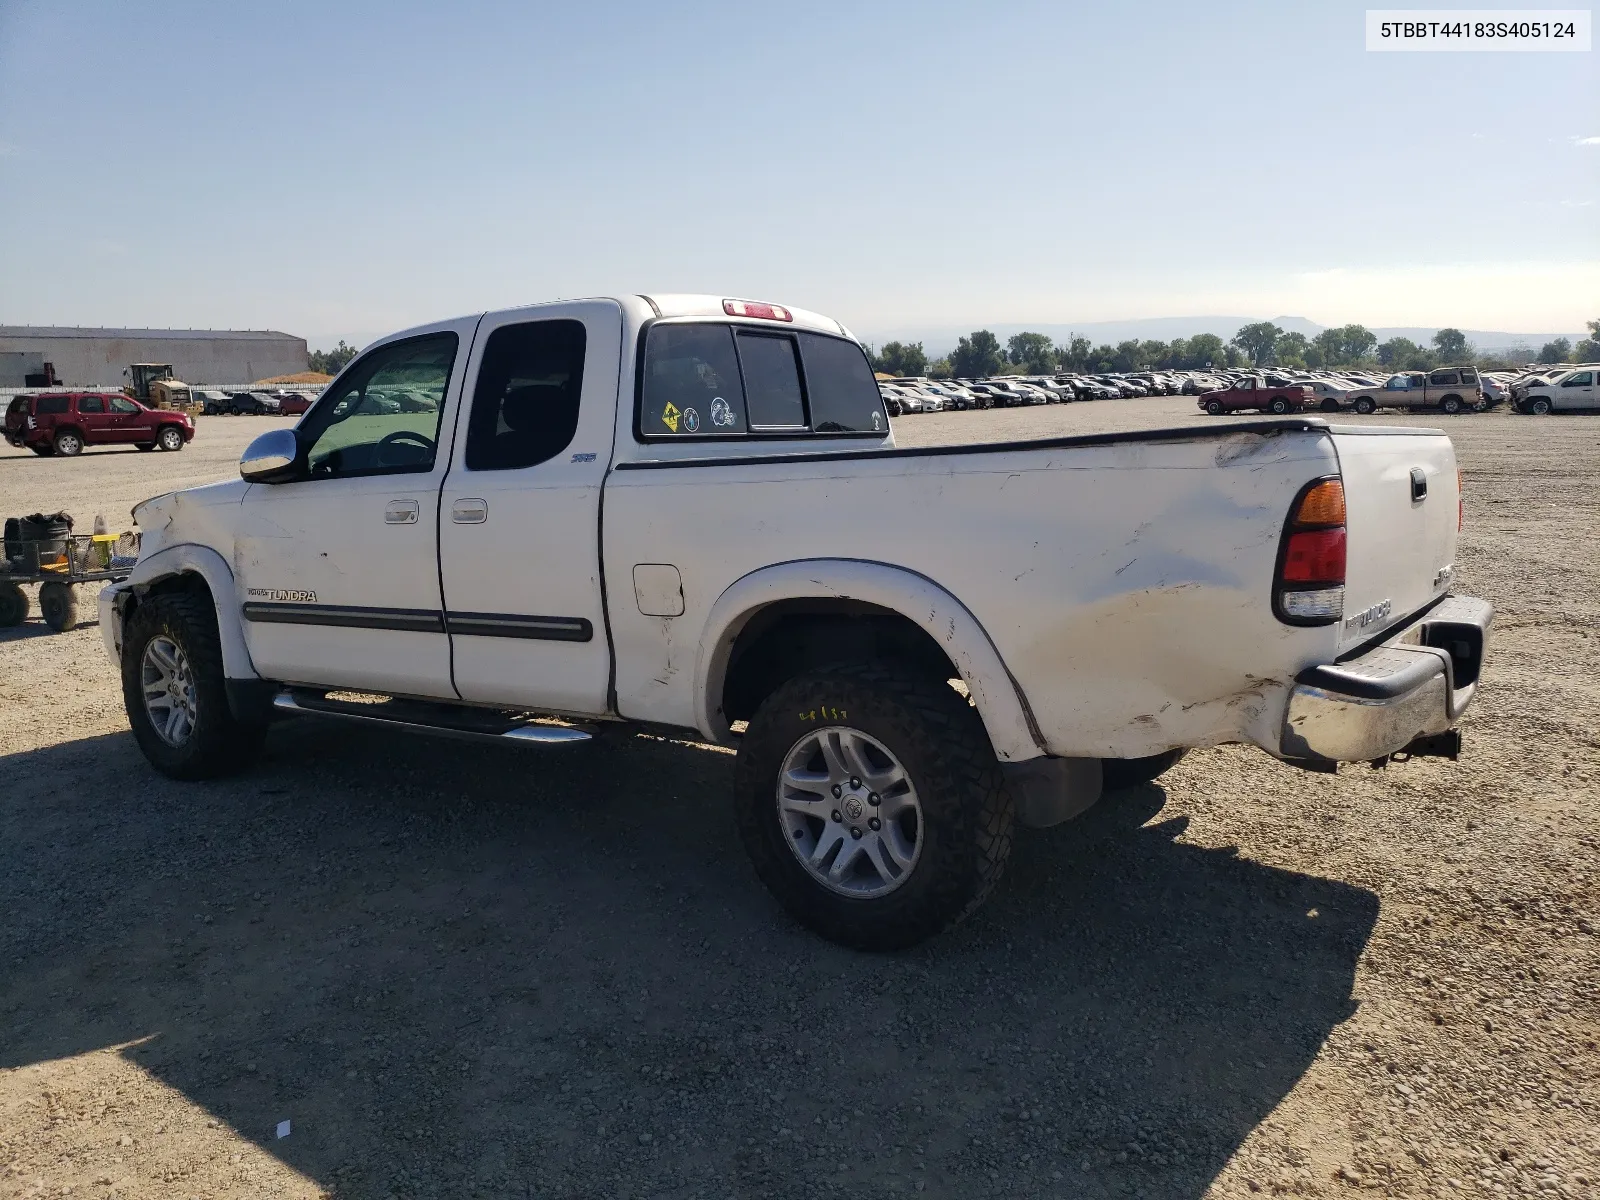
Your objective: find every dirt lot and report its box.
[2,401,1596,1199]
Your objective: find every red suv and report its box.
[4,392,195,457]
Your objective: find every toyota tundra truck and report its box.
[100,293,1492,949]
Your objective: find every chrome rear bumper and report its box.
[1280,595,1492,766]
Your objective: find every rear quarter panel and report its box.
[604,427,1345,758]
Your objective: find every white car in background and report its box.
[1299,378,1354,413]
[1517,366,1600,414]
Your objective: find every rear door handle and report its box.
[385,499,419,524]
[451,498,488,524]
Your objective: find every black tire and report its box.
[1205,399,1224,415]
[121,591,267,779]
[157,425,185,451]
[1528,397,1551,415]
[136,441,156,452]
[38,581,78,633]
[1320,398,1340,413]
[1441,396,1462,415]
[52,429,84,457]
[0,582,26,627]
[1101,749,1187,791]
[30,445,53,456]
[735,665,1016,950]
[1354,398,1376,415]
[1269,397,1291,414]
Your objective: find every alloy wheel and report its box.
[141,635,198,746]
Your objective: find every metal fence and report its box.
[3,384,326,403]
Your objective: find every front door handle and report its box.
[385,499,419,524]
[452,498,488,524]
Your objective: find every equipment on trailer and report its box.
[1,512,139,632]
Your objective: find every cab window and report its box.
[1429,370,1460,386]
[1563,371,1593,387]
[78,395,105,414]
[110,397,141,414]
[799,333,884,433]
[640,324,747,436]
[736,333,806,428]
[463,319,586,471]
[297,333,458,479]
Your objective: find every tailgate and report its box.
[1332,428,1458,650]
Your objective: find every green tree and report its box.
[1006,332,1058,374]
[927,357,953,378]
[1537,337,1571,364]
[308,339,358,375]
[1230,321,1283,366]
[1575,319,1600,362]
[1185,333,1225,368]
[874,340,928,376]
[1314,324,1377,366]
[1378,337,1433,370]
[949,330,1005,378]
[1432,328,1470,362]
[1056,336,1093,371]
[1275,331,1310,368]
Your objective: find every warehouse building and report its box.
[0,326,307,387]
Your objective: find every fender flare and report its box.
[693,558,1046,763]
[126,543,258,680]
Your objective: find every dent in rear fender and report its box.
[126,544,259,680]
[692,559,1047,762]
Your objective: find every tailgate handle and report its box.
[1410,468,1428,502]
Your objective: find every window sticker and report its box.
[661,401,681,433]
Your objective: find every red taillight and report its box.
[723,299,793,322]
[1281,528,1346,584]
[1276,476,1346,625]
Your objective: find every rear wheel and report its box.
[157,425,185,451]
[1101,749,1187,791]
[1528,397,1551,415]
[38,581,78,633]
[52,429,84,457]
[1354,397,1376,415]
[0,582,26,627]
[735,665,1016,950]
[1205,399,1224,415]
[1269,397,1291,414]
[121,592,267,779]
[1320,398,1340,413]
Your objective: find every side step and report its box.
[272,689,592,745]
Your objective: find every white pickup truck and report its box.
[102,294,1492,949]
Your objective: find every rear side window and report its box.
[464,319,586,471]
[37,396,70,415]
[78,395,105,413]
[640,322,886,439]
[641,324,747,436]
[797,332,884,433]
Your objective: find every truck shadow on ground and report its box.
[1,721,1378,1200]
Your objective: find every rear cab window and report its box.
[639,322,886,440]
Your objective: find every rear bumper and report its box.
[1279,595,1492,766]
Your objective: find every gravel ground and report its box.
[1,399,1595,1199]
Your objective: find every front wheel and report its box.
[121,592,267,779]
[1528,397,1551,415]
[1320,398,1340,413]
[136,442,156,452]
[1205,399,1224,415]
[1354,398,1376,415]
[157,426,185,451]
[30,445,53,457]
[735,666,1016,950]
[1441,396,1462,415]
[38,581,78,632]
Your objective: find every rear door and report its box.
[436,301,622,716]
[1332,430,1459,650]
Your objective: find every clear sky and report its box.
[1,0,1595,349]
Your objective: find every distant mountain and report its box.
[862,315,1581,357]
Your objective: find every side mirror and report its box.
[240,428,300,483]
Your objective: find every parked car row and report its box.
[196,389,316,416]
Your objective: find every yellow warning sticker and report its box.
[662,401,681,433]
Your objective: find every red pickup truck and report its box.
[4,392,195,457]
[1197,376,1313,415]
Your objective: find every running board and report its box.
[272,690,593,745]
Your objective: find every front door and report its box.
[110,395,158,442]
[235,322,477,698]
[1556,370,1595,411]
[436,301,621,716]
